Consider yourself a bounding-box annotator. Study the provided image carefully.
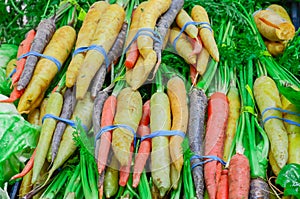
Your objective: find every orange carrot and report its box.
[97,95,117,175]
[119,144,134,186]
[125,41,139,69]
[10,149,36,180]
[228,153,250,199]
[216,169,229,199]
[12,29,36,85]
[0,87,24,103]
[132,100,151,187]
[204,92,229,199]
[190,64,198,85]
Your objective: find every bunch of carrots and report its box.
[1,0,300,199]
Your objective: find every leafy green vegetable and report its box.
[0,44,18,69]
[0,95,40,188]
[276,163,300,198]
[277,29,300,79]
[0,68,12,97]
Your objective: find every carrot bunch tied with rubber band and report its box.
[125,0,172,90]
[203,39,230,199]
[238,60,270,198]
[132,99,151,187]
[111,86,142,166]
[95,80,124,177]
[66,1,109,88]
[16,2,74,92]
[17,25,76,114]
[0,29,36,103]
[75,3,125,99]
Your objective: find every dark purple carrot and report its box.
[153,0,184,75]
[93,90,109,158]
[51,87,76,163]
[17,17,56,91]
[90,22,128,99]
[188,88,208,199]
[249,178,269,199]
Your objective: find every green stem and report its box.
[116,186,125,198]
[138,171,151,199]
[80,153,93,199]
[41,0,51,19]
[171,176,182,199]
[187,159,195,198]
[112,79,125,97]
[197,19,230,92]
[64,164,80,195]
[41,168,70,198]
[9,0,24,15]
[254,119,269,161]
[87,157,98,198]
[156,68,163,93]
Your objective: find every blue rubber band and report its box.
[18,51,62,71]
[262,107,300,117]
[172,21,212,51]
[95,124,137,148]
[42,113,88,132]
[123,28,162,54]
[190,154,227,170]
[262,107,300,126]
[263,116,300,127]
[72,45,109,68]
[7,68,16,79]
[140,130,185,142]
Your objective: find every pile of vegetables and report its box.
[0,0,300,198]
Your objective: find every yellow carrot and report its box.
[196,47,210,75]
[76,4,125,99]
[223,86,240,162]
[176,9,198,39]
[169,27,196,65]
[27,108,40,126]
[125,2,148,52]
[253,76,288,168]
[281,95,300,164]
[191,5,219,62]
[39,97,48,126]
[151,91,171,197]
[126,50,157,90]
[112,87,142,166]
[167,76,188,174]
[47,92,94,183]
[137,0,172,58]
[31,92,63,184]
[269,151,281,176]
[17,25,76,113]
[19,169,33,197]
[66,1,109,88]
[6,59,17,77]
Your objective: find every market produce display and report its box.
[0,0,300,198]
